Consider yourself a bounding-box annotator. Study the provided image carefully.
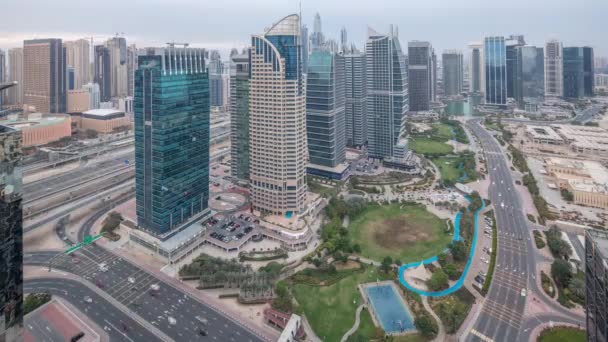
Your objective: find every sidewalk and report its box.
[422,297,445,342]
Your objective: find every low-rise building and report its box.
[545,157,608,209]
[407,111,439,123]
[552,124,608,156]
[526,126,564,145]
[81,109,131,133]
[0,113,71,147]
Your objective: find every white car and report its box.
[168,317,177,325]
[128,277,135,284]
[98,263,108,272]
[521,288,527,297]
[83,296,93,303]
[150,284,160,291]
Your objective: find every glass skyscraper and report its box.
[515,46,544,106]
[442,50,464,97]
[306,50,346,170]
[229,52,250,181]
[366,26,408,159]
[583,46,595,97]
[468,43,484,94]
[344,50,367,147]
[0,124,23,342]
[134,46,210,237]
[563,47,585,99]
[408,41,433,111]
[484,36,507,105]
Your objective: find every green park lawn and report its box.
[432,123,454,141]
[349,204,452,263]
[410,137,454,155]
[432,156,462,184]
[292,267,392,342]
[538,327,586,342]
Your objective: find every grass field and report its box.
[432,156,462,184]
[410,138,454,155]
[292,267,392,342]
[538,327,585,342]
[432,124,454,140]
[349,204,452,263]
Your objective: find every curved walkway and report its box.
[341,304,366,342]
[397,199,486,297]
[422,296,445,342]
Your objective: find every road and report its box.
[464,119,584,342]
[24,278,163,342]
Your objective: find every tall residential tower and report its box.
[408,41,433,111]
[23,39,66,113]
[544,40,563,97]
[484,36,507,105]
[442,50,464,96]
[249,14,307,216]
[344,49,367,147]
[229,52,250,181]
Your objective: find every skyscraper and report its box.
[0,124,23,342]
[23,39,66,113]
[431,48,437,102]
[106,37,128,98]
[506,35,525,98]
[408,41,433,111]
[468,43,485,94]
[514,46,544,106]
[230,52,250,181]
[301,24,309,73]
[484,36,507,105]
[340,27,348,53]
[583,47,595,97]
[544,40,563,97]
[94,45,111,102]
[6,48,24,106]
[83,82,100,110]
[0,50,5,108]
[208,50,223,107]
[127,44,138,97]
[585,229,607,342]
[344,49,367,147]
[306,50,346,178]
[310,13,324,51]
[249,14,307,216]
[366,26,408,159]
[563,47,585,99]
[442,50,464,96]
[134,45,210,237]
[63,39,91,89]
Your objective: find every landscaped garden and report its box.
[432,152,477,185]
[349,203,452,263]
[410,137,454,156]
[537,326,585,342]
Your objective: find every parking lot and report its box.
[473,214,495,289]
[206,213,261,248]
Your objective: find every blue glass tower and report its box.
[306,50,346,168]
[484,36,507,105]
[134,46,210,237]
[563,47,585,99]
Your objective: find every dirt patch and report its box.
[370,218,433,249]
[334,260,361,270]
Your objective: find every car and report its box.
[83,296,93,303]
[128,277,135,283]
[474,276,484,284]
[168,317,177,325]
[150,284,160,291]
[71,332,85,342]
[520,288,527,297]
[198,329,208,336]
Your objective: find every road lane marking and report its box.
[470,328,495,342]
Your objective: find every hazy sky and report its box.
[2,0,607,58]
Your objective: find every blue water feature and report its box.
[285,211,293,219]
[364,284,416,334]
[397,199,486,297]
[457,162,469,183]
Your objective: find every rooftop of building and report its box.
[546,157,608,185]
[526,125,564,141]
[568,179,608,194]
[587,229,608,264]
[0,113,70,129]
[82,109,125,117]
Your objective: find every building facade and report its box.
[83,82,100,110]
[468,43,485,94]
[6,48,24,106]
[306,50,346,168]
[344,50,367,147]
[67,89,90,112]
[366,27,408,159]
[63,39,90,89]
[585,229,607,342]
[583,47,595,97]
[134,46,210,237]
[563,47,585,99]
[515,46,544,106]
[23,39,66,113]
[442,50,464,97]
[94,45,111,102]
[249,14,308,216]
[106,37,128,98]
[408,41,432,111]
[82,109,130,133]
[506,36,525,98]
[484,36,507,105]
[545,40,564,97]
[0,125,23,342]
[208,50,223,107]
[229,52,250,181]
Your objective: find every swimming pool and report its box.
[363,283,415,334]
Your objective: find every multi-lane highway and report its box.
[24,278,164,342]
[464,119,584,342]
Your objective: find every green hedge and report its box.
[482,211,497,295]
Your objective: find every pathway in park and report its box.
[422,296,446,342]
[340,304,366,342]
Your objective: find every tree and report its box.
[352,244,361,253]
[567,277,585,301]
[381,256,393,273]
[85,129,99,139]
[427,269,449,291]
[444,263,459,280]
[551,259,573,287]
[414,314,438,337]
[437,252,448,267]
[449,240,467,262]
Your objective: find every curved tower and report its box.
[249,14,307,217]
